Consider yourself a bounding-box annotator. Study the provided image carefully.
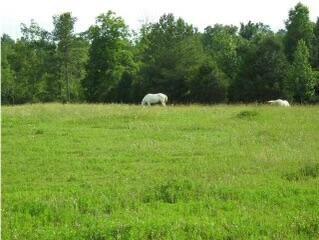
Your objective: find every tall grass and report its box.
[2,104,319,239]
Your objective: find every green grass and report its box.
[2,103,319,239]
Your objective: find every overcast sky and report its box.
[1,0,318,39]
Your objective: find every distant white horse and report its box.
[141,93,168,106]
[267,99,290,107]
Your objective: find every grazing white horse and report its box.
[267,99,290,107]
[141,93,168,106]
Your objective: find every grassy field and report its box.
[2,103,319,239]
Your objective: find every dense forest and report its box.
[1,3,319,104]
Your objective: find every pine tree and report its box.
[287,40,315,102]
[53,12,77,102]
[284,3,315,62]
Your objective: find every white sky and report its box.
[1,0,318,39]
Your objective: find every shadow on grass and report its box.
[283,163,319,181]
[236,110,259,120]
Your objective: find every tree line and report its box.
[1,3,319,104]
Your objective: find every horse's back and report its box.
[141,93,168,105]
[268,99,290,107]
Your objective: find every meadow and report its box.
[2,103,319,239]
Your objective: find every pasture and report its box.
[2,104,319,239]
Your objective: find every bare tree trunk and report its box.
[65,48,71,103]
[66,63,70,102]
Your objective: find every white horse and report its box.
[141,93,168,106]
[267,99,290,107]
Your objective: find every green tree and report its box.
[313,18,319,99]
[252,37,289,101]
[189,59,229,103]
[53,12,77,102]
[83,11,136,102]
[313,18,319,69]
[239,21,272,41]
[286,40,315,102]
[284,3,315,62]
[1,34,16,104]
[203,24,240,81]
[229,36,289,102]
[9,20,56,103]
[136,14,203,102]
[68,36,90,101]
